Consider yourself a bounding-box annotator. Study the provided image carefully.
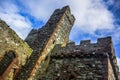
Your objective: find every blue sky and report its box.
[0,0,120,70]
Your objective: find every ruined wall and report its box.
[15,6,75,80]
[0,19,32,80]
[41,53,108,80]
[41,37,119,80]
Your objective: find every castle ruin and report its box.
[0,6,119,80]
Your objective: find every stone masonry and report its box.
[14,6,75,80]
[41,37,119,80]
[0,19,32,80]
[0,6,119,80]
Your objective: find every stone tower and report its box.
[15,6,75,79]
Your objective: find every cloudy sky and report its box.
[0,0,120,70]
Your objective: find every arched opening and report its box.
[0,50,16,75]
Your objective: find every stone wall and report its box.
[41,53,108,80]
[0,19,32,80]
[40,37,119,80]
[15,6,75,80]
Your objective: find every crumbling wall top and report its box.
[51,36,119,80]
[51,36,114,57]
[80,36,112,46]
[97,36,112,45]
[80,40,91,46]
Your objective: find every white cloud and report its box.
[0,0,32,39]
[19,0,115,36]
[68,0,114,33]
[19,0,68,22]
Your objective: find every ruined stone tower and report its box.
[15,6,75,80]
[0,6,119,80]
